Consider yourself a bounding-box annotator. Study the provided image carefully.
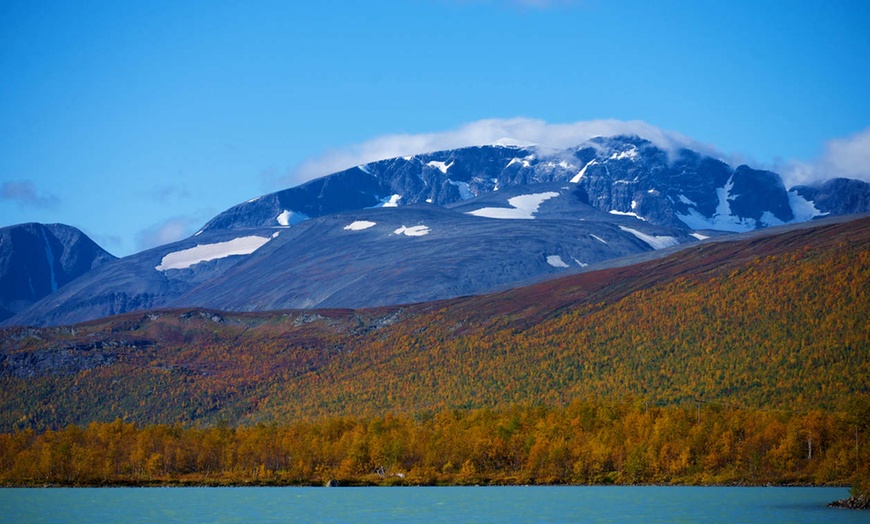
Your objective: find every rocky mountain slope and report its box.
[0,223,116,322]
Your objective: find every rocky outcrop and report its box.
[828,494,869,510]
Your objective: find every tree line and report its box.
[2,398,867,487]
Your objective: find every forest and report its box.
[1,398,867,487]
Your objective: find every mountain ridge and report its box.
[0,223,116,323]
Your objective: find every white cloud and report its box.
[781,127,870,187]
[136,216,201,252]
[285,118,719,186]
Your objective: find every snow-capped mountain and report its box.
[0,223,116,322]
[202,136,828,235]
[4,135,867,327]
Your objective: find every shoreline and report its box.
[1,480,855,489]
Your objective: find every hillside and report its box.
[1,216,869,432]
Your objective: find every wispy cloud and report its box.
[283,118,719,187]
[781,127,870,187]
[0,180,60,209]
[149,184,191,203]
[135,216,201,252]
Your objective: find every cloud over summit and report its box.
[286,118,720,186]
[782,127,870,187]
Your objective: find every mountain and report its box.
[791,177,870,216]
[201,136,820,234]
[0,223,116,322]
[4,135,869,327]
[2,214,867,431]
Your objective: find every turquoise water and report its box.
[0,486,861,523]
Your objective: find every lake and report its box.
[0,486,861,523]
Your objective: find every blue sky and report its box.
[1,0,869,257]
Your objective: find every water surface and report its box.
[1,486,859,523]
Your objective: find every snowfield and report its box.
[619,226,679,250]
[466,192,559,220]
[276,209,308,226]
[609,209,645,221]
[609,147,639,161]
[394,225,431,237]
[344,221,377,231]
[546,255,570,268]
[427,160,453,174]
[156,236,273,271]
[570,160,597,183]
[675,177,756,232]
[788,190,828,222]
[507,156,533,168]
[448,180,474,200]
[374,194,402,208]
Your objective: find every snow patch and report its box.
[427,160,454,174]
[677,194,697,206]
[788,190,828,222]
[609,209,645,221]
[344,221,377,231]
[394,225,430,237]
[676,207,756,232]
[448,180,474,200]
[156,236,272,271]
[507,157,531,168]
[574,259,589,268]
[690,232,710,240]
[609,147,639,161]
[590,234,608,244]
[619,226,679,250]
[466,192,559,220]
[717,177,736,216]
[547,255,569,268]
[276,209,309,226]
[368,194,402,208]
[675,177,757,232]
[358,164,373,175]
[570,160,597,183]
[759,211,785,228]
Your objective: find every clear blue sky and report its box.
[1,0,869,256]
